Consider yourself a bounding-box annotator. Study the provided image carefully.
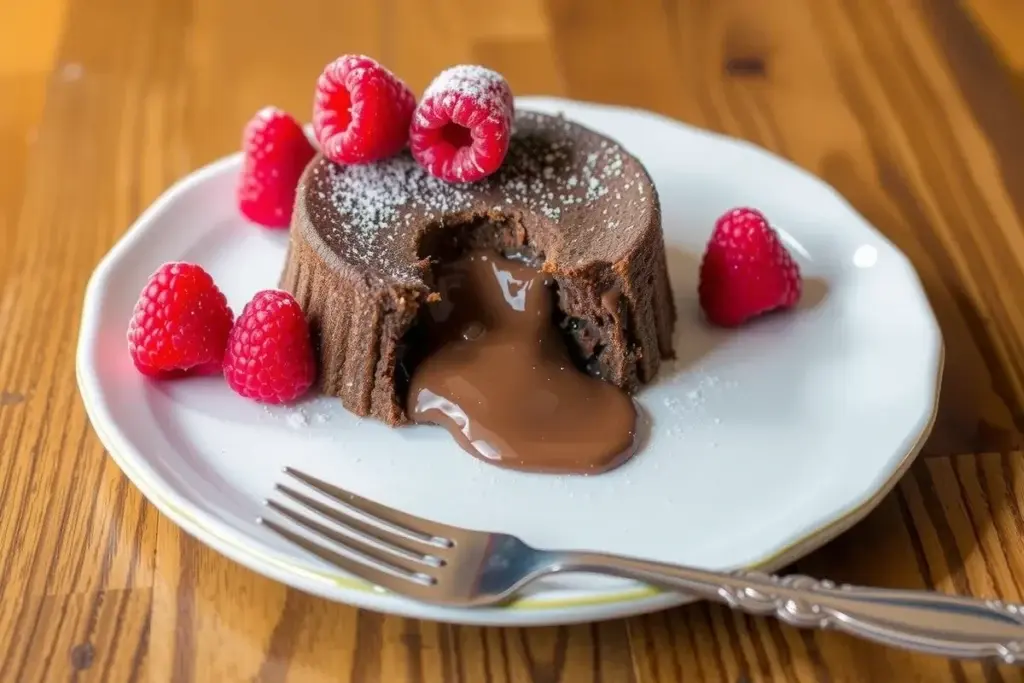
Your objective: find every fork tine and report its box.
[284,468,453,547]
[273,485,442,566]
[257,516,425,593]
[264,499,435,579]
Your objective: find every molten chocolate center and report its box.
[407,249,637,474]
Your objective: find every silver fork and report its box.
[259,468,1024,663]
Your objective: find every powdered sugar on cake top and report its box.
[422,65,512,114]
[303,111,651,281]
[320,157,475,255]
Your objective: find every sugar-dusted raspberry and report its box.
[409,65,514,183]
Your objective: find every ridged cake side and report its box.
[280,224,423,425]
[282,111,676,426]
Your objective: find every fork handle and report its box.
[553,553,1024,663]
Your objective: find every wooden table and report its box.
[3,0,1024,680]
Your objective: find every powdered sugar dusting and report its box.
[306,111,652,281]
[662,372,737,437]
[424,65,509,108]
[263,400,337,430]
[317,157,475,277]
[286,411,309,428]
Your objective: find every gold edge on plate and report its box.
[76,342,944,612]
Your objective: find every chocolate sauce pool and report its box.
[407,250,638,474]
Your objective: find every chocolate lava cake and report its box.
[280,110,676,425]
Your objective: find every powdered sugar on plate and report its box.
[661,370,737,438]
[262,398,338,431]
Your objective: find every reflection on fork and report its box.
[260,468,1024,663]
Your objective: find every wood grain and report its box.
[2,0,1024,680]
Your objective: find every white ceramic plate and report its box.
[77,97,942,626]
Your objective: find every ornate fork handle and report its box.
[553,553,1024,663]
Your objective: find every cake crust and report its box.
[281,111,676,425]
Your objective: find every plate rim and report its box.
[76,96,944,624]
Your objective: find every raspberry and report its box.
[237,106,317,228]
[698,208,802,327]
[127,263,234,378]
[409,65,514,183]
[313,55,416,165]
[223,290,316,404]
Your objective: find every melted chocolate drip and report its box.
[407,250,638,474]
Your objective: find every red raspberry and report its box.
[223,290,316,404]
[313,55,416,165]
[698,208,802,327]
[237,106,317,228]
[127,263,234,378]
[409,65,514,183]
